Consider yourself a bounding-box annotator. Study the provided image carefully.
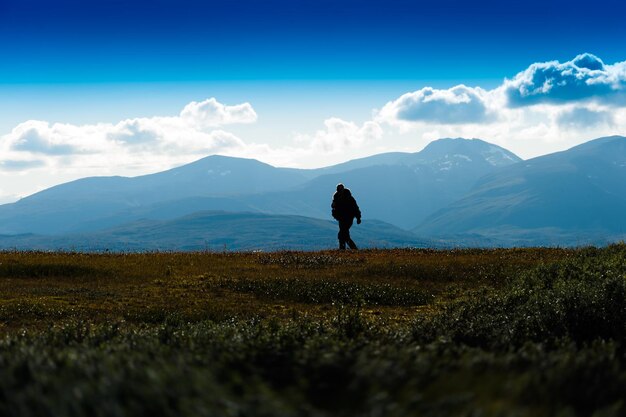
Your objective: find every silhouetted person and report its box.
[331,183,361,250]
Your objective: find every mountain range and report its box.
[0,138,520,234]
[415,135,626,246]
[0,136,624,250]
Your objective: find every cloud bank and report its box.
[380,54,626,127]
[377,53,626,159]
[379,85,492,125]
[180,98,257,128]
[0,96,381,195]
[503,53,626,107]
[0,98,255,175]
[557,107,614,129]
[296,118,383,153]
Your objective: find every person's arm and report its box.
[353,197,361,224]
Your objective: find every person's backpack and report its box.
[331,192,341,220]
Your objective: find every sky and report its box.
[1,0,626,203]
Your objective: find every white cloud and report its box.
[0,98,257,175]
[0,159,46,171]
[107,117,247,154]
[6,120,96,155]
[0,97,391,198]
[108,119,161,146]
[503,53,626,106]
[379,85,493,125]
[557,106,614,129]
[379,54,626,130]
[180,98,257,129]
[295,118,383,153]
[374,53,626,159]
[0,188,22,204]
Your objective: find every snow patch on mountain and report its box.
[484,146,518,166]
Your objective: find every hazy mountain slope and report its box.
[127,155,311,201]
[403,137,520,168]
[0,138,521,235]
[0,156,310,234]
[242,139,523,229]
[312,152,411,175]
[242,165,437,229]
[0,212,432,252]
[415,136,626,243]
[26,155,311,204]
[70,196,259,232]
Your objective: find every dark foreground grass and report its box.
[0,245,624,416]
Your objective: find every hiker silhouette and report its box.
[331,183,361,250]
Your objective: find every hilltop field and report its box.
[1,245,625,416]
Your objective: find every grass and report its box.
[0,245,624,416]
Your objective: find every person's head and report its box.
[336,183,345,192]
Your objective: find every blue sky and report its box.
[1,0,626,202]
[2,0,626,83]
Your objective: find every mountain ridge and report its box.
[2,135,624,248]
[414,135,626,245]
[0,137,521,234]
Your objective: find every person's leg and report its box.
[337,230,346,249]
[340,219,357,250]
[346,225,358,250]
[338,221,349,250]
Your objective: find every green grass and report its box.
[0,245,625,416]
[214,276,431,306]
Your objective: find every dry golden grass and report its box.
[0,245,624,416]
[0,248,573,330]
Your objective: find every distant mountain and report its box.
[241,138,523,229]
[0,137,521,235]
[7,135,624,248]
[0,212,433,252]
[415,136,626,245]
[314,137,519,174]
[30,155,310,203]
[406,137,520,168]
[316,138,519,174]
[0,156,309,234]
[241,164,449,229]
[312,152,412,174]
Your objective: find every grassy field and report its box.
[0,245,625,416]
